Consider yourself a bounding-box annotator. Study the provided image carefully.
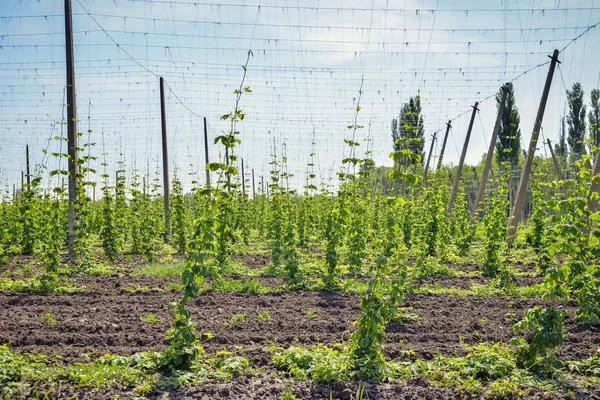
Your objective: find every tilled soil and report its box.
[1,255,599,399]
[1,290,598,366]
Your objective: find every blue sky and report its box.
[1,0,600,194]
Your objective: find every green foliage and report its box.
[132,261,187,277]
[391,94,425,166]
[513,306,566,372]
[162,52,253,371]
[568,349,600,377]
[18,178,40,256]
[139,313,161,324]
[482,174,509,278]
[272,345,352,383]
[100,173,118,261]
[526,178,551,273]
[495,84,521,170]
[420,181,443,256]
[0,276,81,294]
[283,205,306,290]
[589,88,600,146]
[555,115,568,158]
[351,255,407,382]
[171,176,188,254]
[323,205,342,289]
[161,206,216,371]
[453,186,474,255]
[41,311,58,325]
[566,82,587,160]
[257,310,272,322]
[0,345,247,398]
[0,344,47,389]
[72,132,97,270]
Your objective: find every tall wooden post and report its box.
[546,139,561,179]
[252,168,256,198]
[436,120,452,170]
[448,102,479,212]
[25,144,31,188]
[471,83,510,219]
[203,117,210,188]
[508,49,560,242]
[422,132,437,185]
[241,158,246,196]
[159,77,171,239]
[65,0,78,258]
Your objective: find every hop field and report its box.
[2,1,600,399]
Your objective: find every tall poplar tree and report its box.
[589,88,599,147]
[391,94,424,166]
[566,82,587,160]
[495,86,521,170]
[555,115,568,158]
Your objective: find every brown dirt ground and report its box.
[1,253,599,399]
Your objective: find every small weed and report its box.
[41,312,58,325]
[227,313,247,327]
[306,311,317,320]
[280,384,299,400]
[139,314,161,324]
[271,344,352,383]
[84,263,116,277]
[257,310,272,322]
[122,285,162,293]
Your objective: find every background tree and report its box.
[589,88,599,147]
[391,94,424,166]
[566,82,587,159]
[495,85,521,170]
[555,114,568,158]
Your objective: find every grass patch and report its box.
[415,281,547,299]
[0,345,248,398]
[0,276,82,294]
[271,341,574,397]
[132,261,186,277]
[271,344,352,383]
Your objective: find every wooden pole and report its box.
[203,117,210,188]
[471,83,510,219]
[448,102,479,212]
[422,132,437,185]
[436,120,452,170]
[508,49,560,242]
[241,158,246,196]
[65,0,78,258]
[25,144,31,188]
[261,175,264,195]
[159,77,171,239]
[546,139,561,179]
[252,168,256,198]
